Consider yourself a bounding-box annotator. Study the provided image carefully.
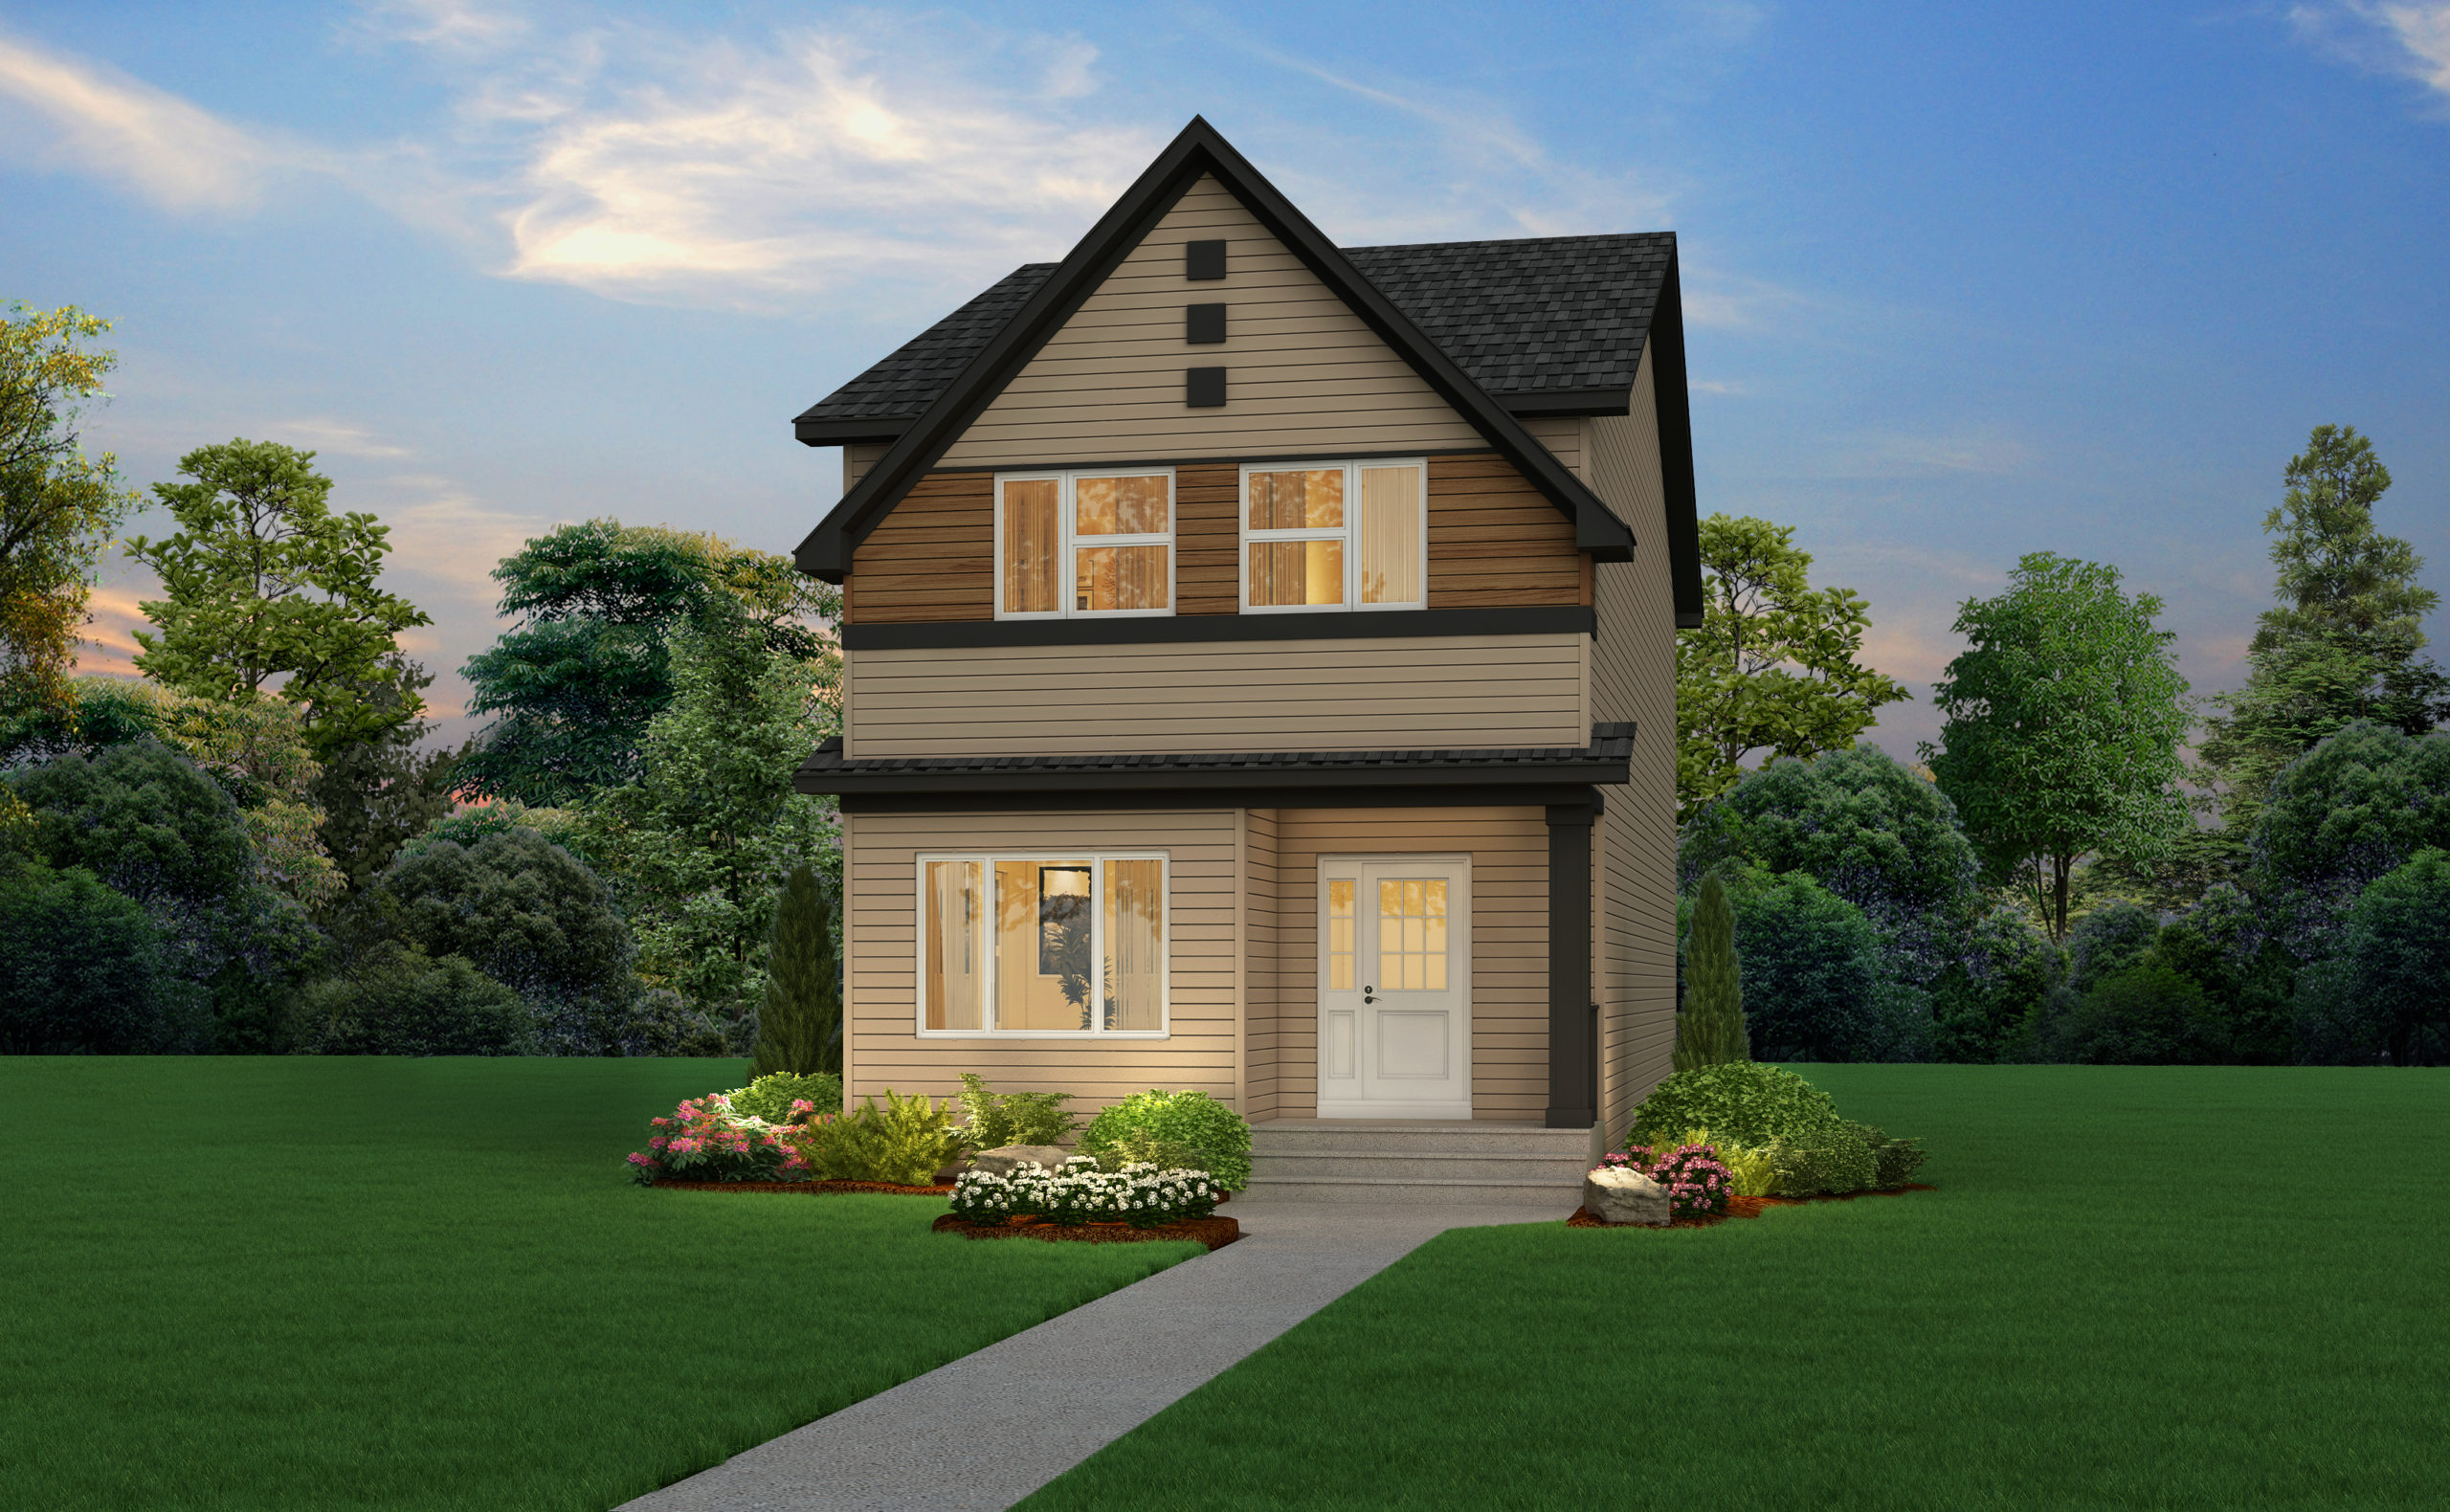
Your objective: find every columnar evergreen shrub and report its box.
[751,864,841,1078]
[1080,1090,1253,1190]
[957,1072,1078,1148]
[1675,871,1748,1070]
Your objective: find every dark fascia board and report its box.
[1501,387,1633,419]
[838,781,1610,815]
[792,116,1637,584]
[842,605,1593,652]
[804,758,1632,799]
[1649,249,1706,629]
[793,417,913,446]
[796,389,1632,448]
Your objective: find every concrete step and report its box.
[1250,1121,1592,1157]
[1251,1148,1592,1182]
[1241,1173,1582,1206]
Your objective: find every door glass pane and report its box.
[1358,465,1422,605]
[1248,469,1343,530]
[924,860,983,1030]
[1327,878,1354,990]
[1376,878,1448,992]
[997,860,1094,1030]
[1248,539,1344,607]
[1076,475,1169,535]
[1002,479,1058,613]
[1102,858,1164,1031]
[1075,545,1170,611]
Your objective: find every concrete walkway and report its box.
[616,1196,1568,1512]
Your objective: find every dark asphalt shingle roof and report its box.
[793,725,1634,794]
[793,233,1672,433]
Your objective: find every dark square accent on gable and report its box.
[1186,302,1227,345]
[1185,239,1227,279]
[1186,367,1227,407]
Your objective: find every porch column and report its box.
[1545,793,1598,1129]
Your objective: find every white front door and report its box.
[1317,856,1471,1120]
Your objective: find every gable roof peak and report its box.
[792,116,1641,584]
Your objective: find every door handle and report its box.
[1363,985,1376,1003]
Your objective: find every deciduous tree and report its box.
[1925,553,2193,941]
[128,440,430,756]
[0,302,141,717]
[1676,514,1909,819]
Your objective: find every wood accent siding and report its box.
[842,809,1240,1111]
[1259,807,1550,1123]
[842,633,1590,758]
[1587,345,1680,1138]
[1176,462,1238,614]
[844,472,993,625]
[1428,454,1586,610]
[938,174,1485,468]
[843,453,1580,623]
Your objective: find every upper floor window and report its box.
[1240,459,1424,612]
[996,470,1175,618]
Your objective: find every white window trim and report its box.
[993,469,1178,620]
[1236,457,1429,613]
[914,850,1172,1038]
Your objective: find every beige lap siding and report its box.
[1261,806,1550,1123]
[841,809,1240,1113]
[1241,808,1283,1124]
[841,634,1590,759]
[1586,343,1681,1141]
[939,174,1483,469]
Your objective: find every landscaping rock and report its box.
[1584,1167,1670,1226]
[969,1145,1073,1176]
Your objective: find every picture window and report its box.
[919,853,1169,1035]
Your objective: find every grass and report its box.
[1025,1066,2450,1511]
[0,1056,1203,1512]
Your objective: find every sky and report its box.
[3,0,2446,760]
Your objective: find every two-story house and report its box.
[790,118,1702,1202]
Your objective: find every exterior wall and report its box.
[1587,344,1681,1140]
[840,808,1241,1110]
[843,442,889,495]
[1241,807,1281,1123]
[840,455,1583,624]
[939,174,1485,469]
[842,633,1590,758]
[1259,806,1550,1123]
[1521,415,1588,481]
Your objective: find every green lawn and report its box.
[1027,1066,2450,1511]
[0,1057,1202,1512]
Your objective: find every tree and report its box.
[752,864,844,1077]
[0,858,204,1053]
[2198,426,2445,833]
[127,440,431,757]
[2248,721,2450,926]
[1673,870,1748,1071]
[350,826,640,1054]
[1724,867,1918,1062]
[1675,513,1910,818]
[1925,553,2193,941]
[2292,849,2450,1066]
[307,662,461,900]
[458,521,840,806]
[578,618,838,1034]
[1,302,141,718]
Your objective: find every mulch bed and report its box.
[932,1213,1242,1252]
[650,1179,955,1195]
[1569,1184,1937,1230]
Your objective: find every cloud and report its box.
[344,0,531,55]
[0,31,292,211]
[76,582,152,678]
[2291,3,2450,101]
[1821,431,2037,479]
[265,419,413,459]
[370,480,555,595]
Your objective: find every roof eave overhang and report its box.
[794,754,1633,800]
[792,117,1637,585]
[793,416,912,447]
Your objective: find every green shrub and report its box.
[1858,1126,1928,1189]
[1766,1126,1877,1195]
[1079,1090,1253,1190]
[1676,871,1749,1070]
[958,1073,1079,1149]
[1093,1129,1205,1174]
[297,947,536,1056]
[1628,1062,1846,1150]
[797,1091,968,1186]
[0,859,205,1054]
[729,1072,842,1123]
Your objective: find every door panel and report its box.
[1318,856,1470,1119]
